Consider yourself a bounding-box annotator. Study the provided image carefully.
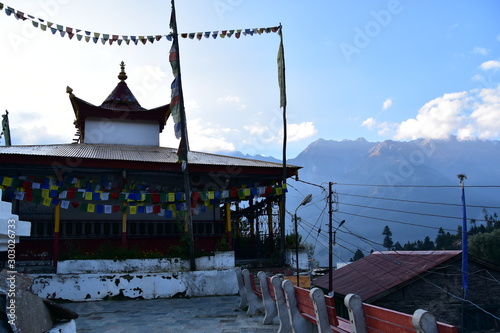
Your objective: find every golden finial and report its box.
[118,61,127,81]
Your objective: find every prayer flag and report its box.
[1,111,11,146]
[277,25,287,108]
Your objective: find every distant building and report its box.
[313,250,500,332]
[0,62,300,267]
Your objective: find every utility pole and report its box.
[328,182,333,292]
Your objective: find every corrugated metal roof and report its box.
[0,143,299,169]
[313,251,462,301]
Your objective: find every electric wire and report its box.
[295,207,500,322]
[339,201,475,222]
[335,183,500,188]
[337,192,500,210]
[341,226,500,322]
[339,211,457,232]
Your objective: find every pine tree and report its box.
[352,249,365,261]
[382,225,394,250]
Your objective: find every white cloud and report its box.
[361,118,394,137]
[242,121,317,145]
[383,83,500,142]
[287,122,317,142]
[469,84,500,139]
[471,74,483,82]
[472,47,489,56]
[217,95,241,103]
[361,117,376,129]
[216,95,246,110]
[394,92,469,140]
[382,98,393,110]
[161,118,236,153]
[479,60,500,71]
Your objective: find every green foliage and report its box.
[467,211,500,265]
[469,229,500,265]
[383,210,500,265]
[286,232,303,249]
[168,231,192,259]
[215,237,230,252]
[435,227,457,250]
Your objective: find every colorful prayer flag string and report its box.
[0,2,279,46]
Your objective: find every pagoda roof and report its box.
[68,61,170,139]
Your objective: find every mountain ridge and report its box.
[217,137,500,264]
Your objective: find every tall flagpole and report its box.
[458,173,468,299]
[170,0,195,270]
[277,24,287,264]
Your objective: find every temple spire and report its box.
[118,61,127,81]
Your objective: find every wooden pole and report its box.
[121,201,127,247]
[52,203,60,266]
[278,25,287,266]
[170,0,195,271]
[225,203,232,250]
[267,201,274,252]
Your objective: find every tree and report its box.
[352,249,365,261]
[469,229,500,265]
[382,225,393,250]
[393,242,403,251]
[421,236,435,250]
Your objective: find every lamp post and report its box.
[294,194,312,287]
[329,219,345,292]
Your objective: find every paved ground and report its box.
[62,295,279,333]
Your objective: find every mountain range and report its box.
[224,137,500,265]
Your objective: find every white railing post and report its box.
[271,275,292,333]
[282,279,315,333]
[258,271,277,324]
[412,309,439,333]
[344,293,367,333]
[310,287,331,333]
[242,269,263,316]
[233,267,248,309]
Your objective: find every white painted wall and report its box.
[30,270,238,301]
[56,252,235,274]
[285,249,310,270]
[84,118,159,146]
[0,189,31,251]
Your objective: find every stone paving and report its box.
[62,295,279,333]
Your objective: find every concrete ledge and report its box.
[57,251,235,274]
[29,269,238,301]
[46,320,77,333]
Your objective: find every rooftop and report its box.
[313,250,462,302]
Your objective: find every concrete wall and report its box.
[30,269,238,301]
[84,118,159,146]
[30,252,238,301]
[285,249,310,270]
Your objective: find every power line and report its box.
[339,201,483,223]
[337,192,500,210]
[339,211,458,232]
[335,183,500,188]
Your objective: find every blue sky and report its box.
[0,0,499,158]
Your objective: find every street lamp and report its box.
[329,219,345,292]
[294,194,312,287]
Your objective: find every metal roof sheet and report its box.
[0,144,299,169]
[313,251,462,301]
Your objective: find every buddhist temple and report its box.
[0,62,300,267]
